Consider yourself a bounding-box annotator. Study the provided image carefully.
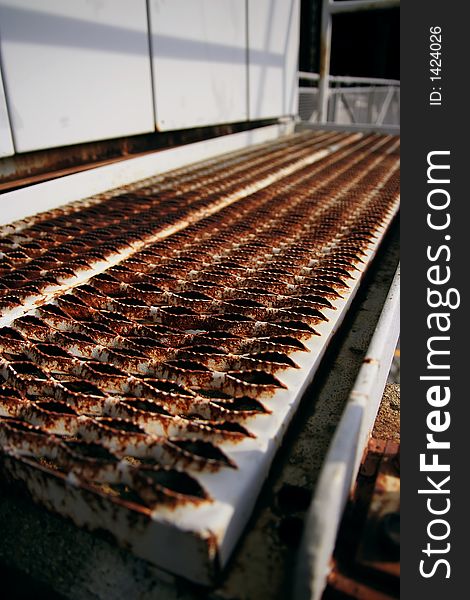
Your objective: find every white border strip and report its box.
[295,265,400,600]
[0,123,294,226]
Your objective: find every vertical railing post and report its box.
[317,0,332,123]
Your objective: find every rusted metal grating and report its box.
[0,131,400,584]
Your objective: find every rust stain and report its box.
[0,131,399,555]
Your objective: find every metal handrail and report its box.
[318,0,400,121]
[299,72,400,87]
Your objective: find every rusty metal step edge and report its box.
[0,134,399,586]
[0,123,297,227]
[0,197,400,586]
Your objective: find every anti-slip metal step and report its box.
[0,131,400,584]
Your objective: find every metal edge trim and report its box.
[295,122,400,136]
[294,264,400,600]
[0,122,294,226]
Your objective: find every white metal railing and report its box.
[299,72,399,87]
[318,0,400,122]
[299,0,400,132]
[298,73,400,128]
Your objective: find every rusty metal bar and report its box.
[329,0,400,15]
[297,121,400,135]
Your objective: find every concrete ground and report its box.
[373,383,400,443]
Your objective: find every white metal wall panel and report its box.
[149,0,247,131]
[0,0,155,152]
[248,0,300,120]
[0,67,14,157]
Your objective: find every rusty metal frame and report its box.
[296,121,400,136]
[0,122,294,227]
[0,128,400,585]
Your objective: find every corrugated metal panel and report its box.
[0,0,155,152]
[149,0,248,131]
